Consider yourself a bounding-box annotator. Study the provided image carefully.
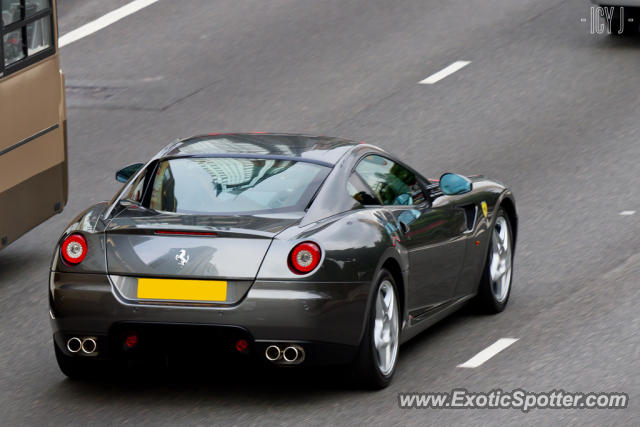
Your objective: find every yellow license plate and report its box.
[137,278,227,302]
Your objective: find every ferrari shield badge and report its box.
[481,201,488,218]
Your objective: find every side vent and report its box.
[461,204,477,231]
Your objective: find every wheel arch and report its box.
[498,194,518,250]
[380,257,406,322]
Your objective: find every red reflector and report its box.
[60,234,88,265]
[289,242,322,274]
[125,334,138,348]
[235,339,248,353]
[155,230,217,236]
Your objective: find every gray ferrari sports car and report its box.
[50,133,517,388]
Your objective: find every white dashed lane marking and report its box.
[619,210,636,216]
[59,0,159,48]
[457,338,519,368]
[418,61,471,84]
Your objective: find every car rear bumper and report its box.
[49,272,370,364]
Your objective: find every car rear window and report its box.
[148,157,330,214]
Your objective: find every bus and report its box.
[1,0,67,250]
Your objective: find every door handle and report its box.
[398,220,409,234]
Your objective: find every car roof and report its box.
[161,133,359,165]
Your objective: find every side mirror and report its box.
[116,163,143,183]
[439,173,471,195]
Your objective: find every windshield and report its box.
[148,157,330,214]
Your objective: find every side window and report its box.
[1,0,53,72]
[347,172,380,206]
[149,161,177,212]
[124,172,146,203]
[355,155,426,206]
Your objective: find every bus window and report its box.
[25,0,48,16]
[3,29,24,65]
[1,1,20,26]
[26,15,51,55]
[2,0,54,69]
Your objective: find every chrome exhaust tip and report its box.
[265,345,281,361]
[283,345,305,364]
[81,337,97,354]
[67,337,81,353]
[282,346,299,363]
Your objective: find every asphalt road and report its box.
[1,0,639,424]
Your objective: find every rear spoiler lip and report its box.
[154,230,218,237]
[104,227,277,239]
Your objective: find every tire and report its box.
[352,269,400,389]
[54,344,111,380]
[476,209,514,313]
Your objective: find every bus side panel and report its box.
[0,163,66,248]
[0,56,66,249]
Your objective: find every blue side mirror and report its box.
[439,173,472,195]
[116,163,144,183]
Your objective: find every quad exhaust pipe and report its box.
[265,345,281,361]
[81,337,97,354]
[282,346,300,363]
[66,337,97,355]
[67,337,82,353]
[264,344,305,364]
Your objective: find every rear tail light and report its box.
[288,242,322,274]
[61,234,88,265]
